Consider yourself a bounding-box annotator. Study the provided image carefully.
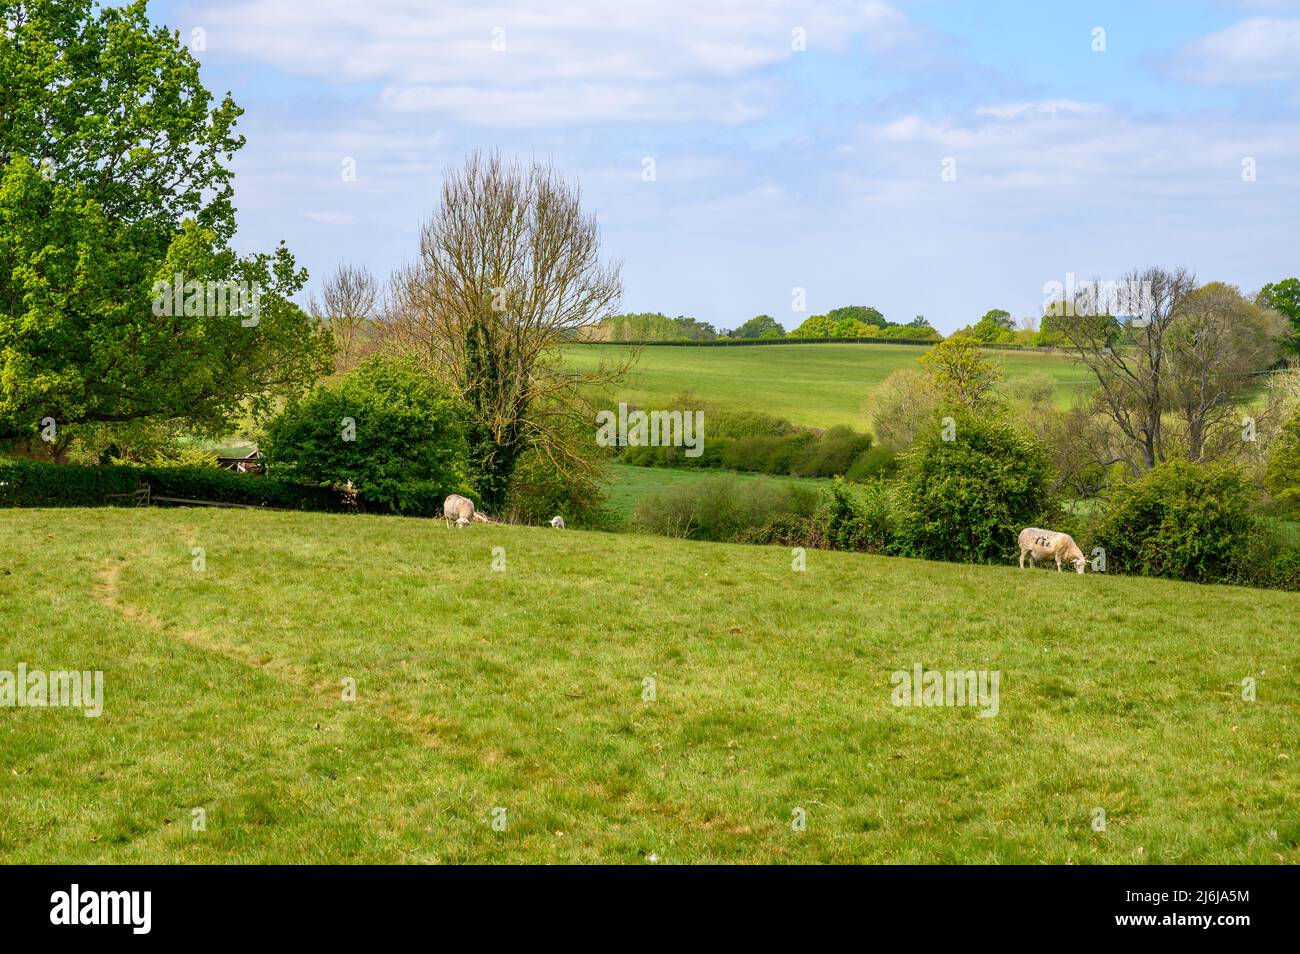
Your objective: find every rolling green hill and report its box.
[565,342,1092,429]
[2,507,1294,863]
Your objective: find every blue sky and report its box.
[152,0,1300,333]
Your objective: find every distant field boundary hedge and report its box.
[572,337,1064,352]
[0,458,465,516]
[0,457,353,512]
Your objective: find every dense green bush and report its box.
[893,412,1051,563]
[1007,371,1056,405]
[262,356,470,513]
[791,426,873,478]
[140,464,351,510]
[621,440,725,469]
[814,478,895,553]
[1229,519,1300,591]
[845,446,899,482]
[633,475,819,542]
[708,407,799,439]
[722,433,808,473]
[1093,460,1255,583]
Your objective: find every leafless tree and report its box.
[383,152,628,509]
[1055,266,1197,471]
[310,262,380,372]
[869,368,938,450]
[1032,395,1138,496]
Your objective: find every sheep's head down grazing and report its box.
[443,494,475,529]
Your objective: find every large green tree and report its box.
[0,0,331,442]
[825,305,888,327]
[918,333,1002,409]
[969,308,1016,343]
[1257,278,1300,357]
[729,314,784,339]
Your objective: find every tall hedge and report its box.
[0,457,352,511]
[0,457,137,506]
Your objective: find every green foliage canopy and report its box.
[893,412,1051,563]
[0,0,331,441]
[729,314,785,339]
[1093,460,1255,583]
[1257,277,1300,357]
[918,334,1003,409]
[262,357,470,511]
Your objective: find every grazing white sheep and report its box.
[1018,527,1087,574]
[549,515,565,529]
[443,494,475,529]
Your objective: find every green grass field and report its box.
[565,342,1092,429]
[2,507,1295,863]
[602,462,827,519]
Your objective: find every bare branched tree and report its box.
[383,152,628,509]
[310,262,380,372]
[870,368,938,450]
[1055,266,1197,471]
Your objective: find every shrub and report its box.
[138,464,352,510]
[893,412,1051,563]
[1093,460,1255,583]
[845,446,899,482]
[262,356,470,512]
[1008,371,1056,406]
[619,413,874,481]
[740,510,817,546]
[707,407,799,439]
[919,335,1003,410]
[1228,518,1300,591]
[624,440,726,470]
[814,478,895,553]
[1265,409,1300,510]
[791,425,872,478]
[504,445,616,528]
[633,475,819,542]
[721,433,801,473]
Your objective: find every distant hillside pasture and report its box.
[0,507,1294,863]
[565,343,1092,429]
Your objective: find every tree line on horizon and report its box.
[582,307,940,342]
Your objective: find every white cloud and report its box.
[975,100,1110,121]
[190,0,930,124]
[836,97,1300,226]
[1169,17,1300,85]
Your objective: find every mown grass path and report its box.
[1,508,1295,863]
